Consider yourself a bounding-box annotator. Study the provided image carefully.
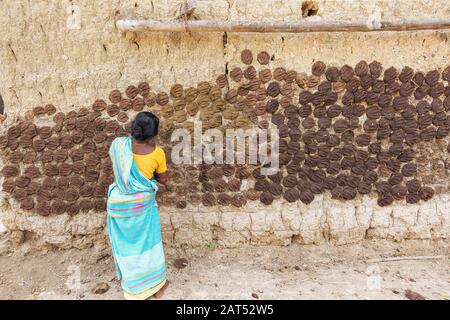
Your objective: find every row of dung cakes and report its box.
[0,50,449,215]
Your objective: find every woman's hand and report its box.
[154,172,169,185]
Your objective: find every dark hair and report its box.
[131,111,160,141]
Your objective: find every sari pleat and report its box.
[107,136,167,299]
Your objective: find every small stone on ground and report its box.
[92,282,110,294]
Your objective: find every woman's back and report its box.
[133,146,167,179]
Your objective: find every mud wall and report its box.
[0,0,450,249]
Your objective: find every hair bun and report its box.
[131,124,143,139]
[131,111,160,141]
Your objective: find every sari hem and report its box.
[123,279,167,300]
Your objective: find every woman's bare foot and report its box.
[153,280,170,299]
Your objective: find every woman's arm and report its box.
[154,147,168,184]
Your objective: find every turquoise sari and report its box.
[107,136,167,299]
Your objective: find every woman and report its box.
[107,111,169,300]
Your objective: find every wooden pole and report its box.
[116,18,450,33]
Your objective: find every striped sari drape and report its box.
[107,136,167,299]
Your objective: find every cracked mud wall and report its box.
[1,0,450,249]
[2,0,449,109]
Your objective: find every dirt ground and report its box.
[0,238,449,300]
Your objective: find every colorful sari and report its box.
[107,136,167,300]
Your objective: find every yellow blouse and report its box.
[133,146,167,179]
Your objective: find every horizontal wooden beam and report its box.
[116,18,450,33]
